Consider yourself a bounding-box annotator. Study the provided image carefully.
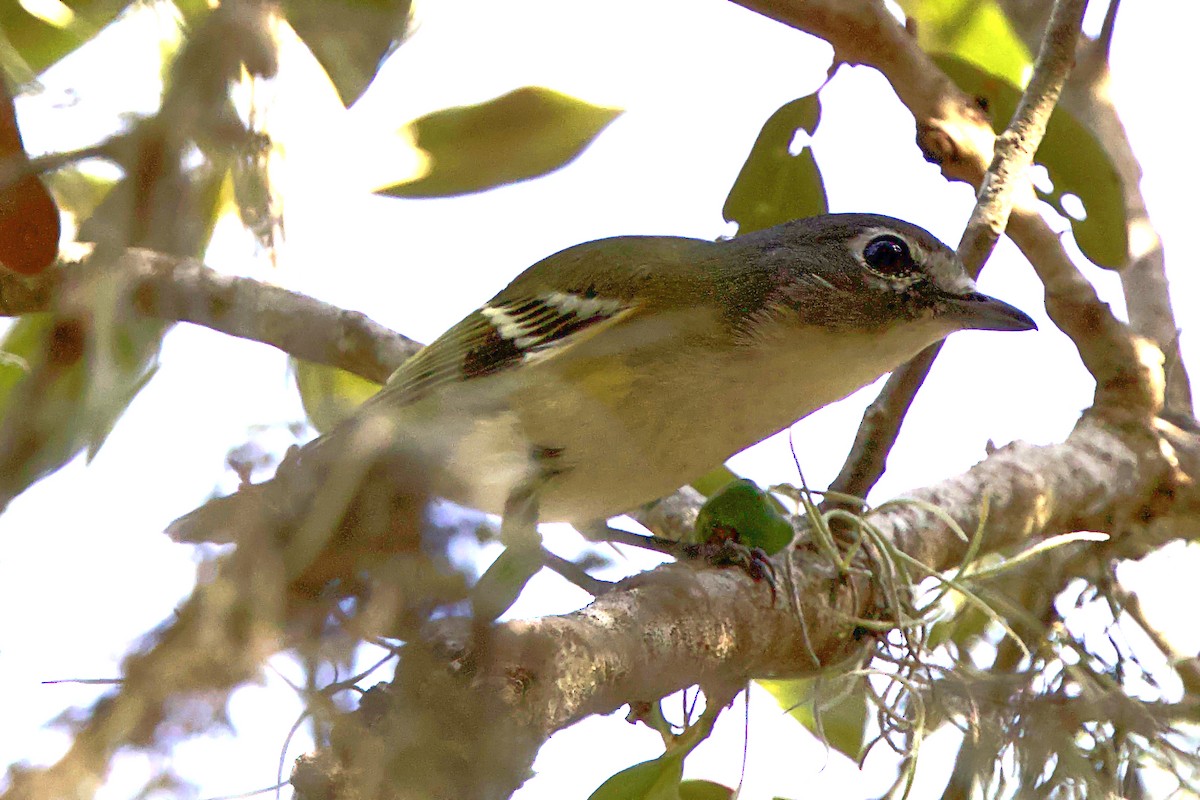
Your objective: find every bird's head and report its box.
[726,213,1037,337]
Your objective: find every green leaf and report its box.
[694,479,792,555]
[45,166,117,223]
[0,147,228,503]
[0,310,164,502]
[588,755,685,800]
[723,95,827,236]
[689,465,741,498]
[282,0,412,107]
[927,602,991,651]
[678,780,734,800]
[933,55,1127,269]
[293,358,381,434]
[470,543,544,622]
[380,87,622,199]
[170,0,212,27]
[759,675,867,760]
[896,0,1032,86]
[0,0,134,78]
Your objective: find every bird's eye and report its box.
[863,235,916,277]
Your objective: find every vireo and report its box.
[169,213,1035,546]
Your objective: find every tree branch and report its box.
[288,409,1198,799]
[728,0,1159,506]
[1,247,421,384]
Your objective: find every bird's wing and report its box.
[382,292,640,404]
[379,234,717,405]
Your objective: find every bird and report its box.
[168,213,1035,596]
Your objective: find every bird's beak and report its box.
[948,291,1038,332]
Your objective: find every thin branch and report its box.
[827,0,1089,500]
[995,0,1191,419]
[0,138,124,191]
[1111,582,1200,696]
[957,0,1085,271]
[1097,0,1121,60]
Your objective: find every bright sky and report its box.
[1,1,1198,798]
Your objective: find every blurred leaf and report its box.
[0,310,162,497]
[470,542,543,622]
[171,0,212,27]
[678,780,734,800]
[0,146,225,502]
[282,0,409,106]
[282,0,412,106]
[0,0,133,78]
[380,87,622,198]
[231,135,282,252]
[690,464,740,498]
[294,358,381,434]
[897,0,1031,86]
[588,755,685,800]
[0,76,60,274]
[723,95,827,235]
[928,601,991,651]
[78,128,225,255]
[934,55,1127,268]
[695,479,792,555]
[44,166,117,224]
[759,675,867,760]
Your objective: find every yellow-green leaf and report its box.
[293,358,382,434]
[934,55,1127,269]
[282,0,412,107]
[678,780,734,800]
[723,95,827,236]
[0,154,224,504]
[897,0,1032,86]
[588,755,685,800]
[759,676,867,760]
[0,0,134,78]
[45,166,117,223]
[380,87,622,199]
[0,310,164,505]
[689,465,741,498]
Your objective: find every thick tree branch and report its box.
[288,409,1198,799]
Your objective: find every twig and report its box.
[827,0,1088,500]
[0,139,124,191]
[1111,582,1200,696]
[541,547,615,596]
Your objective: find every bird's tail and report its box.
[165,413,436,552]
[166,481,275,544]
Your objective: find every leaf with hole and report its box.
[723,95,827,235]
[897,0,1031,86]
[933,55,1127,269]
